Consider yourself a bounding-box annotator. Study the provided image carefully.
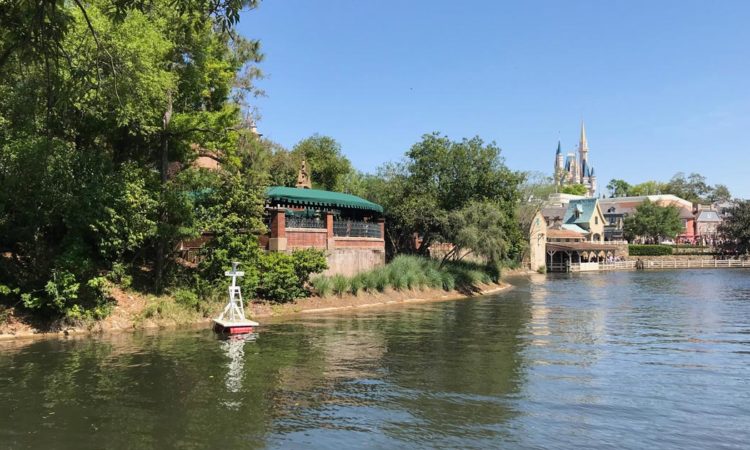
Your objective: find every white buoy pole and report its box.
[218,262,246,323]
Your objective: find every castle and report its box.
[554,122,597,197]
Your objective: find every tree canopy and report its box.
[607,172,732,203]
[560,184,588,196]
[718,201,750,255]
[363,133,525,263]
[0,0,269,317]
[623,200,683,243]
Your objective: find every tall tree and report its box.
[367,133,524,260]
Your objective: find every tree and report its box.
[663,172,712,203]
[365,133,524,261]
[560,184,588,196]
[606,179,631,197]
[629,181,665,196]
[291,135,352,191]
[623,200,683,243]
[707,184,732,203]
[441,201,513,273]
[0,1,266,316]
[718,201,750,255]
[516,172,556,236]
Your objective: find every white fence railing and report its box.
[550,259,750,272]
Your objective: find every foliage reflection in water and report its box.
[1,269,749,449]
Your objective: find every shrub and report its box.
[311,276,333,297]
[537,265,547,274]
[629,244,673,256]
[106,262,133,288]
[291,249,328,286]
[331,275,349,297]
[255,249,328,302]
[172,288,200,311]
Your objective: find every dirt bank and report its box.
[0,280,516,342]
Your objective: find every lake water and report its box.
[1,269,749,449]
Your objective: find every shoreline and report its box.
[0,280,519,343]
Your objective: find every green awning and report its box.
[266,186,383,213]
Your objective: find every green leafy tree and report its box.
[0,1,265,316]
[623,200,683,243]
[560,184,588,196]
[629,180,666,196]
[291,135,353,191]
[365,133,524,261]
[441,201,513,274]
[707,184,732,203]
[718,201,750,255]
[606,179,631,197]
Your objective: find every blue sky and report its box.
[238,1,750,198]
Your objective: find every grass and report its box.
[309,255,502,298]
[134,290,224,327]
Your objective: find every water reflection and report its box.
[1,270,749,449]
[218,333,258,409]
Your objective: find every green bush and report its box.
[106,262,133,288]
[291,249,328,286]
[172,288,200,311]
[629,244,673,256]
[311,276,333,297]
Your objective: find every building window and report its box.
[595,216,599,225]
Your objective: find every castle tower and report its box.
[554,141,563,185]
[578,121,589,178]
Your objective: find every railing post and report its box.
[268,208,287,252]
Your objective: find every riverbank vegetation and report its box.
[311,256,503,298]
[0,1,532,329]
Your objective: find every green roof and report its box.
[266,186,383,213]
[563,198,599,225]
[561,223,588,234]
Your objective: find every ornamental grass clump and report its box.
[309,255,501,298]
[311,276,333,297]
[349,275,365,296]
[331,275,349,297]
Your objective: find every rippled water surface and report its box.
[2,269,750,449]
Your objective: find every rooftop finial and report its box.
[296,160,312,189]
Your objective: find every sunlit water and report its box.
[1,270,749,449]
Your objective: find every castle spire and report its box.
[579,121,588,152]
[556,140,561,154]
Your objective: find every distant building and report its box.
[554,122,597,197]
[561,198,606,243]
[599,195,696,243]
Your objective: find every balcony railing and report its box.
[286,216,325,229]
[333,220,381,238]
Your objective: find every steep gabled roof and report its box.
[563,198,600,225]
